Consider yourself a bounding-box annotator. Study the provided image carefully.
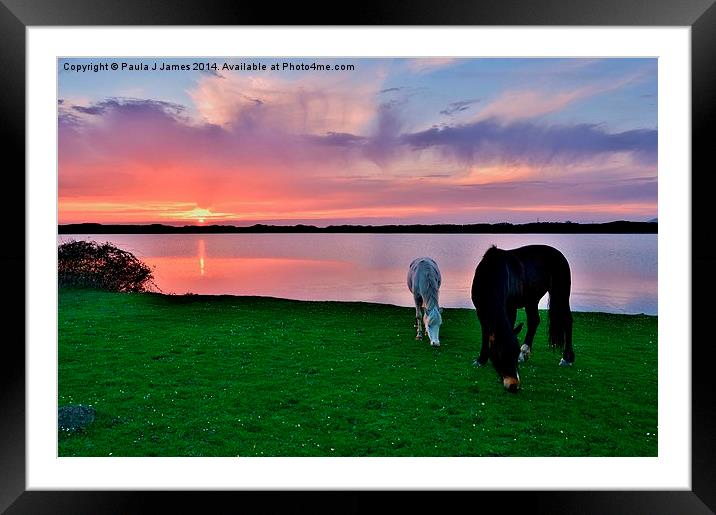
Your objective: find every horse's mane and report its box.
[480,245,515,269]
[473,245,523,330]
[478,245,514,279]
[409,258,441,318]
[483,244,501,259]
[421,261,441,312]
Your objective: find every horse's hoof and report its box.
[473,359,482,368]
[518,344,528,363]
[559,358,573,367]
[416,335,423,341]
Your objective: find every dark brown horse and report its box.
[471,244,575,392]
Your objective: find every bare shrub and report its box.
[58,239,157,292]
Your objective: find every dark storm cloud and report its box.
[402,118,657,165]
[364,100,405,166]
[379,87,403,94]
[70,98,187,118]
[305,132,367,147]
[73,104,106,115]
[204,68,225,79]
[439,98,481,116]
[58,111,83,129]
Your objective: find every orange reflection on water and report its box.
[198,239,206,276]
[146,255,355,298]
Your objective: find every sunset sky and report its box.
[58,57,657,226]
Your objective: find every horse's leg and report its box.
[548,271,575,366]
[560,310,575,365]
[519,301,540,362]
[474,320,490,367]
[507,306,517,333]
[414,297,423,340]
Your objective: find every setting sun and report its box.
[164,206,229,224]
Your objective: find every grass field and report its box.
[58,288,657,457]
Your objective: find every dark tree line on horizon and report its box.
[58,220,657,234]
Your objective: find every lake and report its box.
[58,233,657,315]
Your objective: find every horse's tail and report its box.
[548,261,572,352]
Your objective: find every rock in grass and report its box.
[58,405,96,433]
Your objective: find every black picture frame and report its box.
[3,1,714,513]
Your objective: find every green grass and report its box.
[58,289,657,457]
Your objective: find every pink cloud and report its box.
[474,71,650,122]
[405,58,458,74]
[188,73,381,135]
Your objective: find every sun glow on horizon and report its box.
[57,194,657,225]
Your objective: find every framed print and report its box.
[4,1,715,513]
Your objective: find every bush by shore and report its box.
[58,239,156,292]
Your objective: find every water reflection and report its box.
[149,255,353,299]
[58,233,657,315]
[198,238,205,276]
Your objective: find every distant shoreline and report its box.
[59,221,657,234]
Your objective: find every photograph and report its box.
[56,56,658,458]
[5,3,711,509]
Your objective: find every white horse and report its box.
[407,257,442,347]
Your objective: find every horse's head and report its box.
[488,324,523,392]
[423,306,442,347]
[472,248,526,392]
